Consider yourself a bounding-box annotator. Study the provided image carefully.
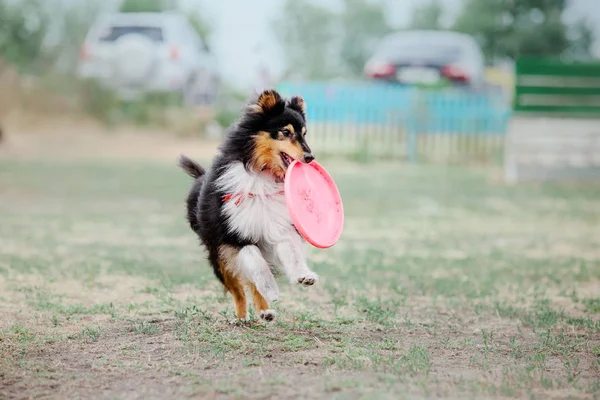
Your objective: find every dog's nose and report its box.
[303,153,315,163]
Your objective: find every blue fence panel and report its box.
[276,81,511,135]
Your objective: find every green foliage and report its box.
[0,0,47,73]
[52,2,105,74]
[566,19,595,60]
[339,0,390,76]
[277,0,391,79]
[409,0,444,30]
[119,0,176,13]
[187,12,212,49]
[277,0,337,79]
[79,79,121,125]
[453,0,570,62]
[214,108,238,129]
[78,78,187,128]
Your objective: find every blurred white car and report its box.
[364,30,486,89]
[77,12,219,105]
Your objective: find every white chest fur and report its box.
[215,162,294,244]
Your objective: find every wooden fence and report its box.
[277,82,510,164]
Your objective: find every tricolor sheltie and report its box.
[178,89,317,322]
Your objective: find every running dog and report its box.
[178,89,317,322]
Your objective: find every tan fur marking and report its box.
[250,283,269,315]
[219,261,247,319]
[291,95,306,112]
[283,124,295,134]
[256,90,281,112]
[252,132,275,171]
[218,246,247,319]
[252,131,305,180]
[301,126,306,134]
[248,104,263,114]
[278,140,304,159]
[219,244,239,266]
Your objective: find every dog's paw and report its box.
[297,272,319,286]
[260,309,277,322]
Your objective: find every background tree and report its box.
[186,12,213,51]
[120,0,176,13]
[409,0,444,30]
[276,0,390,79]
[453,0,570,62]
[51,2,106,74]
[565,19,595,60]
[339,0,390,77]
[0,0,47,73]
[276,0,337,80]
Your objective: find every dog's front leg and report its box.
[274,234,319,287]
[237,245,280,302]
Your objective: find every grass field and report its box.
[1,150,599,399]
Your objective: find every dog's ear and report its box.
[288,95,306,117]
[248,89,285,114]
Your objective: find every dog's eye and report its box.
[281,129,291,137]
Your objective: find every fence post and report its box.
[406,89,426,162]
[406,121,418,162]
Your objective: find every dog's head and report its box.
[236,89,314,181]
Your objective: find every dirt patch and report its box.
[0,274,221,333]
[3,309,597,400]
[1,319,194,400]
[0,113,220,163]
[1,267,599,399]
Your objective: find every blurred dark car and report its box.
[364,30,485,89]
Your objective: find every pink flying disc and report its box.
[284,160,344,248]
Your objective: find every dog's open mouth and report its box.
[280,152,294,168]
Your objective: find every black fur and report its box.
[179,89,312,287]
[223,91,310,170]
[178,155,205,179]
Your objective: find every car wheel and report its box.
[111,33,157,90]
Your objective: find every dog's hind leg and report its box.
[217,246,248,320]
[237,245,279,303]
[218,257,248,320]
[250,283,276,322]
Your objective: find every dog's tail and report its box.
[178,154,206,179]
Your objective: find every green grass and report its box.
[0,158,599,399]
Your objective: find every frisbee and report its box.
[284,160,344,248]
